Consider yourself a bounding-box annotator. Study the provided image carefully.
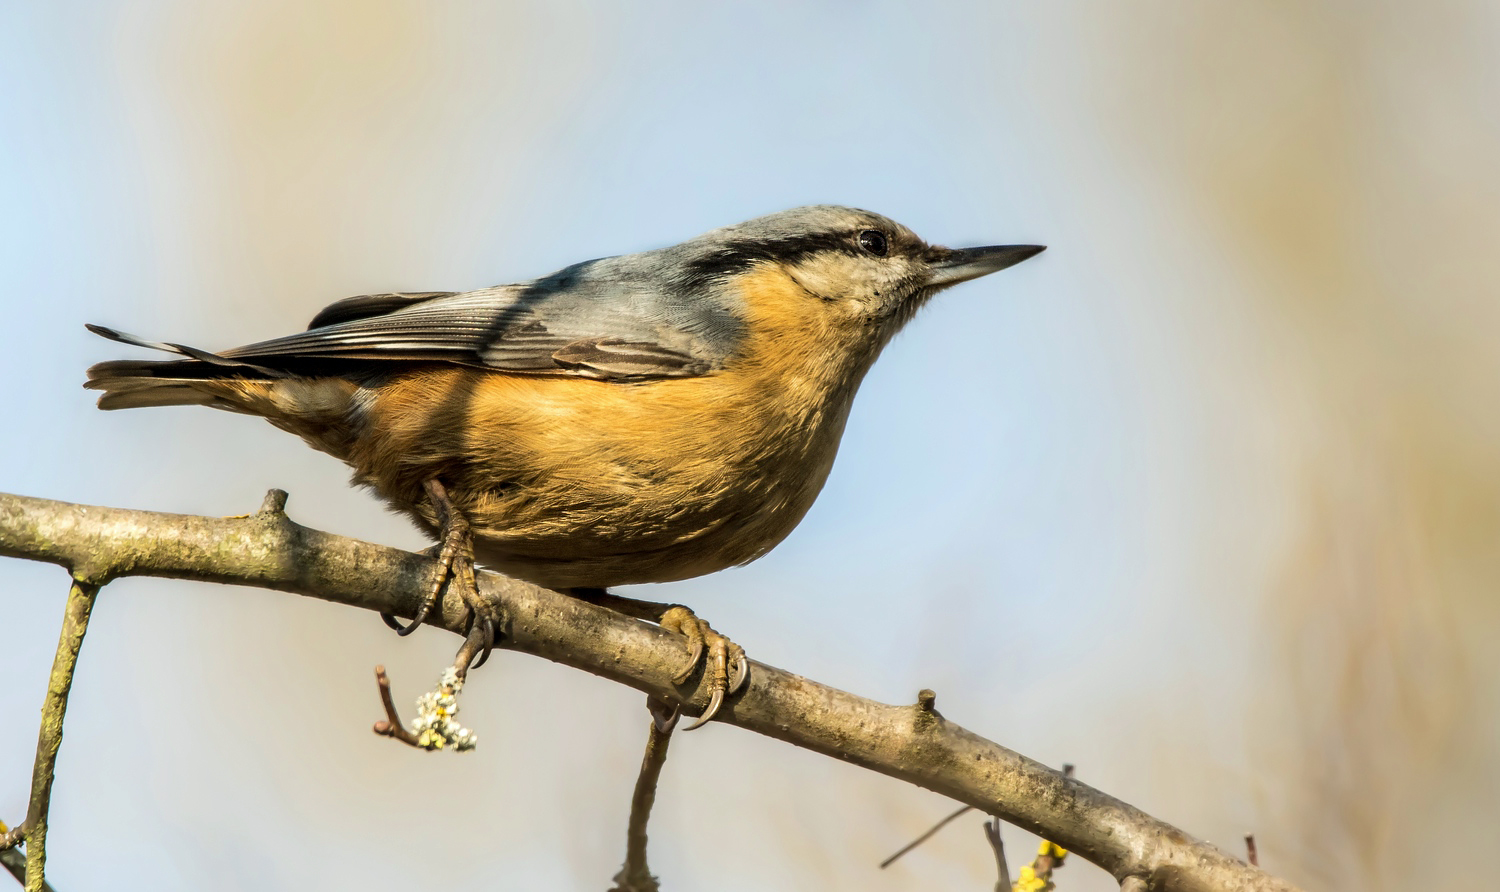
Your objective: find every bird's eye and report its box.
[858,230,889,257]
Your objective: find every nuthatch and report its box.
[86,206,1043,726]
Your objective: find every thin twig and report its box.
[1,846,24,888]
[983,817,1012,891]
[0,491,1303,892]
[880,805,972,869]
[14,579,100,892]
[610,697,679,892]
[1245,834,1258,867]
[373,662,478,751]
[880,764,1074,882]
[370,665,423,747]
[1,841,59,892]
[0,851,59,892]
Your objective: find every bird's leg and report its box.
[608,697,678,892]
[369,480,495,752]
[381,478,495,672]
[569,589,749,730]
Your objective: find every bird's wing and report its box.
[214,261,735,381]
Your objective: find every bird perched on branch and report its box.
[85,205,1043,727]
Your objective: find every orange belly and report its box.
[335,361,851,588]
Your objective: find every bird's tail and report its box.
[83,324,281,412]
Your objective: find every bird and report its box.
[84,205,1044,727]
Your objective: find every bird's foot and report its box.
[566,589,750,729]
[381,478,496,672]
[372,531,493,750]
[660,605,749,730]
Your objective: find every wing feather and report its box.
[212,260,735,381]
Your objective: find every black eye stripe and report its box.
[680,231,880,289]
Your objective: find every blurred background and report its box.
[2,3,1496,890]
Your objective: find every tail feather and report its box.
[84,324,280,411]
[84,323,186,356]
[85,324,282,374]
[84,323,361,461]
[85,366,263,412]
[94,384,254,412]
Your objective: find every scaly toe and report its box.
[451,558,498,673]
[662,606,707,685]
[384,543,454,636]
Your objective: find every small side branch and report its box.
[15,580,99,892]
[370,664,478,751]
[880,804,972,869]
[610,697,679,892]
[983,817,1012,891]
[371,665,423,747]
[1,839,59,892]
[1,846,25,888]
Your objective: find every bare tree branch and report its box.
[2,579,98,892]
[0,490,1298,892]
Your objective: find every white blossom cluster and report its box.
[409,666,477,751]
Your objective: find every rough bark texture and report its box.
[0,490,1300,892]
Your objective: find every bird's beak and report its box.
[925,244,1046,288]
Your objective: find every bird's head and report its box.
[661,205,1043,354]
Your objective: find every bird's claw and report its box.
[456,605,496,675]
[673,637,704,686]
[659,605,749,730]
[647,696,680,734]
